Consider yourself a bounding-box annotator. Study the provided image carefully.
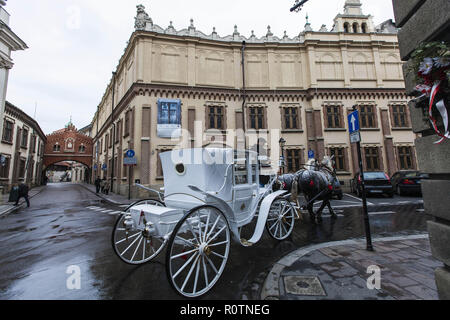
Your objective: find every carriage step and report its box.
[240,239,254,247]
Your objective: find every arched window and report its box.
[343,22,349,33]
[53,143,61,152]
[352,22,359,33]
[361,23,367,33]
[79,144,86,153]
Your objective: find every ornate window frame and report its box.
[280,103,303,132]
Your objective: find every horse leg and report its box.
[307,198,316,224]
[315,201,327,224]
[291,180,302,220]
[327,200,338,220]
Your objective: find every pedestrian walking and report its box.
[95,176,101,194]
[100,177,106,194]
[15,182,30,208]
[104,179,111,195]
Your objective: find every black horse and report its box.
[275,156,338,224]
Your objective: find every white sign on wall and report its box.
[157,99,182,138]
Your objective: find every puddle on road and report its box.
[2,258,102,300]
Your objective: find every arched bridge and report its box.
[43,123,93,168]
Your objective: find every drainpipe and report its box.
[110,72,116,193]
[95,106,99,180]
[241,41,247,150]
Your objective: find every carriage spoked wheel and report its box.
[112,199,167,265]
[266,197,295,241]
[166,205,230,298]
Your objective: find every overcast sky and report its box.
[5,0,395,135]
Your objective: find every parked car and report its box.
[391,171,428,196]
[351,171,394,198]
[332,177,343,200]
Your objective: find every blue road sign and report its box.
[348,111,360,134]
[308,149,315,159]
[126,149,135,158]
[102,164,107,171]
[123,157,137,166]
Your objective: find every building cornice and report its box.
[4,101,46,141]
[0,20,28,51]
[93,82,408,139]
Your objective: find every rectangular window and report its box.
[286,149,302,173]
[398,146,414,170]
[29,160,34,182]
[19,159,26,178]
[124,111,130,137]
[392,105,408,127]
[360,105,376,128]
[21,129,29,148]
[234,152,248,185]
[0,155,10,178]
[326,106,342,128]
[115,123,120,143]
[329,148,346,171]
[365,147,380,171]
[2,120,14,143]
[105,135,109,151]
[31,135,37,153]
[283,107,300,130]
[208,106,224,130]
[249,107,265,130]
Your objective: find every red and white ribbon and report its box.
[429,81,450,144]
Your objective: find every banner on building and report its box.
[157,99,182,138]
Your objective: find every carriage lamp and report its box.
[143,222,156,238]
[123,214,134,231]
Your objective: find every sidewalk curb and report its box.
[78,183,128,206]
[0,187,46,218]
[260,233,430,300]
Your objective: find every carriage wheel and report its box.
[166,205,230,298]
[266,198,295,241]
[112,199,167,265]
[123,199,165,213]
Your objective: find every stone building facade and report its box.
[392,0,450,300]
[90,1,417,197]
[0,101,46,192]
[0,1,28,144]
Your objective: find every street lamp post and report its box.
[110,72,116,193]
[279,137,286,175]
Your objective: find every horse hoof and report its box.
[331,214,338,220]
[316,217,323,224]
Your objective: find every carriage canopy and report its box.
[160,148,259,210]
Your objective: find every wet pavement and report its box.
[0,183,431,300]
[262,235,439,300]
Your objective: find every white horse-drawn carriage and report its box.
[111,148,298,297]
